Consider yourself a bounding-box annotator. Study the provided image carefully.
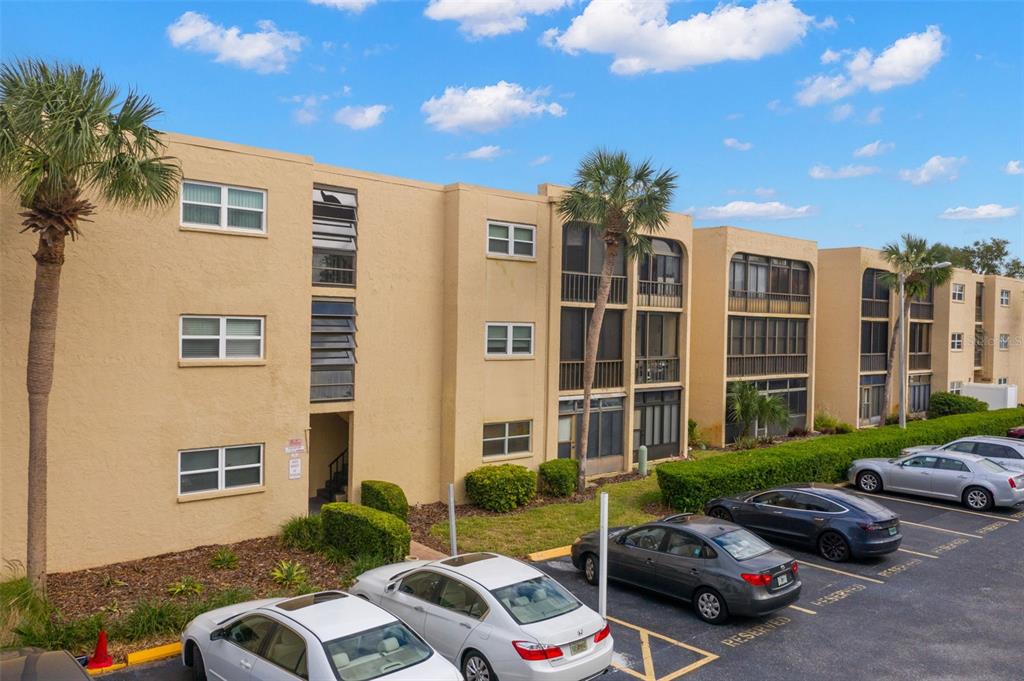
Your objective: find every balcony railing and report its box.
[976,306,983,322]
[909,352,931,371]
[727,354,808,377]
[559,359,624,391]
[635,357,680,384]
[728,291,811,315]
[860,353,887,372]
[638,281,683,308]
[910,302,933,320]
[861,299,889,318]
[562,272,627,304]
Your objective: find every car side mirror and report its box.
[210,628,226,641]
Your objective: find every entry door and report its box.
[557,415,574,459]
[860,386,882,425]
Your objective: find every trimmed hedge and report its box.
[928,391,988,419]
[361,480,409,521]
[465,464,537,512]
[320,502,411,563]
[539,459,578,497]
[657,408,1024,512]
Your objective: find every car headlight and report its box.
[572,536,581,544]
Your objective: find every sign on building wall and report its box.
[285,438,306,455]
[288,457,302,480]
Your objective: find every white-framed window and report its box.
[485,323,534,356]
[487,221,535,258]
[999,334,1010,350]
[1000,289,1010,306]
[951,283,965,302]
[482,420,532,456]
[181,181,266,233]
[998,377,1008,385]
[950,332,964,351]
[179,443,263,495]
[949,381,962,395]
[180,316,264,360]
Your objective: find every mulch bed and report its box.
[47,537,346,621]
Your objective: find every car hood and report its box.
[901,445,940,455]
[351,560,431,598]
[518,603,606,646]
[854,457,897,466]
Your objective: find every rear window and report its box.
[974,458,1010,473]
[843,495,892,517]
[323,622,431,681]
[490,575,580,625]
[711,529,772,561]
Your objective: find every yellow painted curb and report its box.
[527,545,571,562]
[86,663,127,676]
[126,642,182,666]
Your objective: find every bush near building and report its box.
[361,480,409,521]
[538,459,578,497]
[927,391,988,418]
[657,407,1024,511]
[465,464,537,512]
[321,502,411,563]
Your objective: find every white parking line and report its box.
[900,520,982,539]
[897,547,939,559]
[797,560,885,584]
[848,491,1019,522]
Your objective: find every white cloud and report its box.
[723,137,753,151]
[898,155,966,185]
[767,98,791,114]
[754,187,776,197]
[287,94,329,124]
[853,140,894,157]
[809,164,880,179]
[333,104,389,130]
[796,25,945,105]
[530,154,552,166]
[308,0,377,12]
[167,12,303,73]
[421,81,565,133]
[696,200,815,220]
[426,0,570,39]
[829,103,854,121]
[546,0,814,75]
[816,16,838,30]
[820,48,841,64]
[448,145,505,161]
[1005,160,1023,175]
[864,106,884,124]
[939,204,1019,220]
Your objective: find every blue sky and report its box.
[3,1,1022,254]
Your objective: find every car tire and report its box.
[963,486,993,511]
[582,553,599,586]
[707,506,732,521]
[191,646,207,681]
[692,588,729,625]
[462,650,497,681]
[818,531,851,562]
[856,471,882,493]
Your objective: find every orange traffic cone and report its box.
[86,629,113,670]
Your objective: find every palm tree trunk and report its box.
[26,232,65,591]
[576,238,620,493]
[881,298,911,424]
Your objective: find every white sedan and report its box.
[351,553,613,681]
[180,591,461,681]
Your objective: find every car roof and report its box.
[648,514,738,539]
[956,435,1024,446]
[773,484,859,502]
[908,450,985,462]
[427,552,541,590]
[259,591,397,641]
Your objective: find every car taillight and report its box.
[858,522,883,531]
[1010,477,1018,489]
[594,623,611,643]
[512,641,563,661]
[791,561,798,574]
[741,572,772,587]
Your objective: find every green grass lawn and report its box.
[430,475,665,557]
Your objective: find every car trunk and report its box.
[518,606,606,663]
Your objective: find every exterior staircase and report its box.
[316,448,348,502]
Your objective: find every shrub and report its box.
[687,419,707,449]
[271,560,307,589]
[321,502,411,563]
[166,576,202,597]
[657,407,1024,512]
[361,480,409,521]
[733,435,758,450]
[813,412,840,434]
[209,548,238,570]
[346,553,389,583]
[465,464,537,512]
[538,459,577,497]
[928,391,988,418]
[834,422,855,434]
[281,514,323,552]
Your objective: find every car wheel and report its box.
[856,471,882,493]
[963,486,993,511]
[191,646,207,681]
[693,588,729,625]
[818,531,850,562]
[462,650,497,681]
[583,553,599,586]
[707,506,732,521]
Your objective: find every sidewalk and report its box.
[409,540,446,560]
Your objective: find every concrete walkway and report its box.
[409,541,446,560]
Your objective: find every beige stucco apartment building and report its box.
[1,133,693,572]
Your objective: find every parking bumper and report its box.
[730,582,802,617]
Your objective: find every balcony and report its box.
[975,307,984,322]
[559,359,624,391]
[635,357,680,384]
[561,272,627,305]
[861,299,889,318]
[728,291,810,315]
[727,354,807,377]
[910,301,934,320]
[638,281,683,308]
[860,353,887,372]
[909,352,931,371]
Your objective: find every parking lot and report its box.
[111,490,1024,681]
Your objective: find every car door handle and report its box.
[689,568,700,575]
[957,475,968,479]
[413,606,425,612]
[240,660,252,670]
[460,622,472,629]
[772,510,784,515]
[813,517,825,522]
[645,557,654,564]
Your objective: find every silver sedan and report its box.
[848,451,1024,510]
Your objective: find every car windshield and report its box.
[323,622,432,681]
[490,575,581,625]
[976,458,1010,473]
[711,529,773,560]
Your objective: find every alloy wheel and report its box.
[584,556,596,583]
[858,472,879,492]
[709,507,731,521]
[697,592,721,620]
[819,532,849,561]
[966,489,990,510]
[464,655,490,681]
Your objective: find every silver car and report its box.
[849,451,1024,510]
[901,436,1024,471]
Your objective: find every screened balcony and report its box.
[635,311,680,384]
[637,238,684,307]
[727,315,808,377]
[728,253,811,315]
[561,222,626,304]
[559,307,624,391]
[861,268,891,318]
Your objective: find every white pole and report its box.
[898,272,907,429]
[448,483,457,557]
[598,492,608,618]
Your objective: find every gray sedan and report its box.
[849,451,1024,510]
[571,514,801,625]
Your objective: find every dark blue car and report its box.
[703,485,901,562]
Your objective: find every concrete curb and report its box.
[86,642,181,676]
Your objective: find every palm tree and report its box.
[558,150,677,492]
[879,234,953,423]
[728,381,790,440]
[0,60,180,590]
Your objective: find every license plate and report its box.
[888,527,898,536]
[570,639,588,656]
[775,573,790,587]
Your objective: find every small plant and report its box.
[733,435,758,451]
[100,574,127,589]
[271,560,307,589]
[166,576,203,597]
[813,412,840,434]
[281,515,323,552]
[348,553,388,581]
[538,459,578,497]
[209,548,239,570]
[687,419,708,450]
[834,422,855,434]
